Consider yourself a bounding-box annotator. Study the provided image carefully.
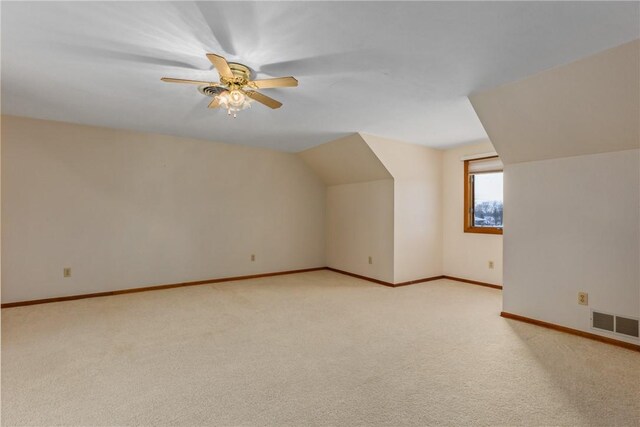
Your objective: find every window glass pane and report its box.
[473,172,503,228]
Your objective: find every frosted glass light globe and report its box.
[228,90,246,107]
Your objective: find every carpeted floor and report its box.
[2,270,639,426]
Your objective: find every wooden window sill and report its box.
[464,227,503,235]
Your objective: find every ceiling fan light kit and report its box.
[162,53,297,118]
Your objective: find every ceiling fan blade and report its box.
[161,77,216,85]
[245,91,282,109]
[247,76,298,89]
[208,98,220,109]
[207,53,234,78]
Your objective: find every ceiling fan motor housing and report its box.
[200,63,253,96]
[221,62,253,87]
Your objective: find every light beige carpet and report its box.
[2,270,639,426]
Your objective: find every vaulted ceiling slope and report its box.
[470,40,640,165]
[298,134,392,185]
[1,2,638,152]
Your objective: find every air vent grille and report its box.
[592,311,614,332]
[198,85,226,97]
[615,316,639,338]
[592,310,639,338]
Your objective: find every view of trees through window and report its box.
[473,172,503,228]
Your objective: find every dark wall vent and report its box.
[592,311,614,332]
[592,310,639,338]
[615,316,639,338]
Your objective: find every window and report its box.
[464,156,503,234]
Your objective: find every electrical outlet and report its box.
[63,268,71,278]
[368,256,373,265]
[488,261,494,269]
[251,254,255,262]
[578,292,588,306]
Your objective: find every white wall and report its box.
[306,133,497,285]
[1,116,326,303]
[504,149,639,344]
[363,134,443,283]
[442,141,503,285]
[326,180,394,283]
[298,134,395,283]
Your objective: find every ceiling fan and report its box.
[161,53,298,118]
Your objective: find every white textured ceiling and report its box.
[2,1,638,152]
